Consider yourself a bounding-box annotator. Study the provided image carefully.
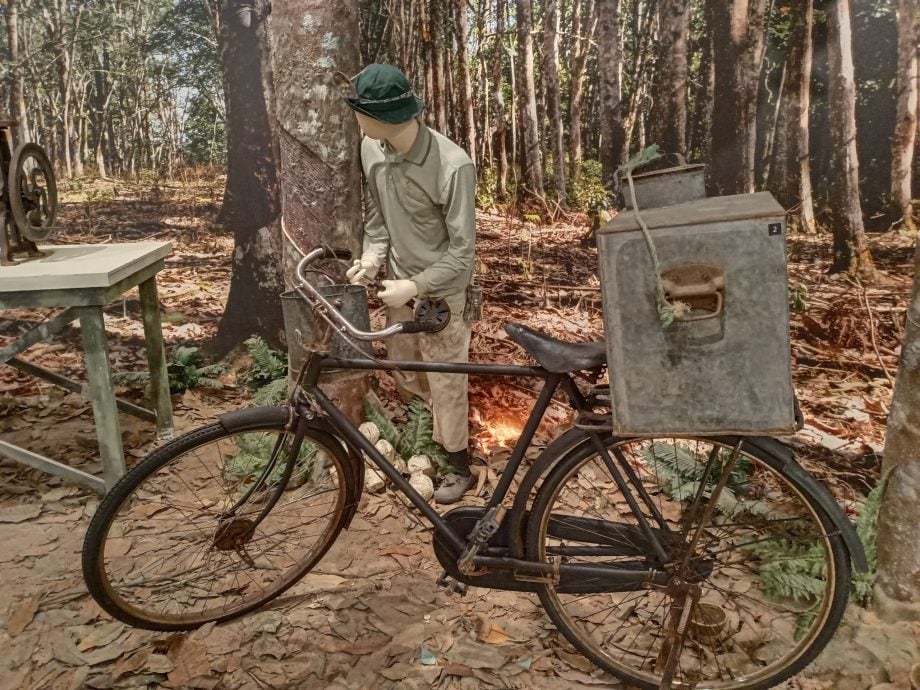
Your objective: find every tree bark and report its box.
[493,0,508,200]
[271,0,362,254]
[707,0,768,195]
[456,0,477,166]
[5,0,30,144]
[651,0,690,157]
[515,0,544,199]
[875,239,920,620]
[431,0,449,133]
[543,0,567,204]
[597,0,626,196]
[688,1,714,161]
[212,0,286,355]
[826,0,876,279]
[768,0,812,212]
[891,0,918,232]
[568,0,596,186]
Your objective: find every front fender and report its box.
[217,406,364,529]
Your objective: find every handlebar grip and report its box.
[398,319,439,334]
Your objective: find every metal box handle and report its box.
[661,264,725,322]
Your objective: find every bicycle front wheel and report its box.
[83,420,351,630]
[527,436,850,690]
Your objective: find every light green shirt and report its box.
[361,122,476,299]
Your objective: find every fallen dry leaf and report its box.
[166,637,212,688]
[7,595,40,634]
[0,504,42,523]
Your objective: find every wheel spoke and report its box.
[87,426,346,628]
[529,436,847,689]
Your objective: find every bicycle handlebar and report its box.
[294,246,442,341]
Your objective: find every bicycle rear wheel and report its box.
[526,436,850,690]
[83,420,350,631]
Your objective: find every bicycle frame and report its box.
[284,248,674,588]
[292,355,672,589]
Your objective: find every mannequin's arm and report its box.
[362,178,390,268]
[410,163,476,297]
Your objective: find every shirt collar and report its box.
[382,120,431,165]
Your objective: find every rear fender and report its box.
[505,431,868,572]
[217,406,364,529]
[745,437,868,572]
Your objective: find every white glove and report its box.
[378,279,418,308]
[346,258,379,285]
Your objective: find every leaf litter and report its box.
[0,180,910,689]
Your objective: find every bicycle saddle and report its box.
[505,322,607,373]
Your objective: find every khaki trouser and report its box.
[386,291,471,453]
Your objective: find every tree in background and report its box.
[515,0,544,199]
[707,0,768,196]
[826,0,877,279]
[891,0,918,232]
[651,0,690,157]
[212,0,285,354]
[768,0,817,232]
[597,0,626,195]
[543,0,566,204]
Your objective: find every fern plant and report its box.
[223,431,318,485]
[113,345,226,394]
[244,336,289,405]
[244,336,288,387]
[364,398,449,472]
[637,442,760,517]
[399,397,448,469]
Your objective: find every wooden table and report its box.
[0,242,175,492]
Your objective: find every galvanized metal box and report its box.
[622,164,706,210]
[597,192,796,435]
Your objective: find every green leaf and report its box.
[363,400,401,450]
[254,378,288,406]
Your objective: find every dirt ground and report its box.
[0,177,917,689]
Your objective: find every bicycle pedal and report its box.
[436,570,468,596]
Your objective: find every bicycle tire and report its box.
[83,420,352,631]
[526,437,850,690]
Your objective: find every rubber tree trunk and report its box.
[543,0,567,204]
[213,0,286,355]
[270,0,362,256]
[768,0,815,221]
[597,0,626,196]
[568,0,597,187]
[891,0,918,232]
[826,0,876,280]
[456,0,477,166]
[706,0,767,196]
[270,0,365,423]
[5,0,30,145]
[493,0,509,201]
[651,0,690,157]
[875,237,920,621]
[516,0,544,199]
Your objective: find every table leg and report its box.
[78,306,126,490]
[139,278,175,440]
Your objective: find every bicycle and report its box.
[82,246,867,690]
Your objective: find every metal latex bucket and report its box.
[281,285,372,376]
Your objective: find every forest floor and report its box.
[0,175,917,689]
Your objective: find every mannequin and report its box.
[343,64,478,504]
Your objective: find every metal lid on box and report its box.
[602,192,786,234]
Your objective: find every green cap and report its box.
[344,64,424,125]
